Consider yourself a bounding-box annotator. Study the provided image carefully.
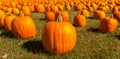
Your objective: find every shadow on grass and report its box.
[87,17,94,19]
[0,31,14,38]
[115,34,120,40]
[87,27,101,33]
[40,18,46,20]
[22,40,49,54]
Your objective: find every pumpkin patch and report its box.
[0,0,120,58]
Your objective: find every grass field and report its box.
[0,10,120,59]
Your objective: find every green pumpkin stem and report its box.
[56,14,62,22]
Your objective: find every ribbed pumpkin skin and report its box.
[73,15,86,27]
[41,21,76,54]
[12,16,36,39]
[4,15,16,31]
[99,17,118,33]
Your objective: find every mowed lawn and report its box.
[0,10,120,59]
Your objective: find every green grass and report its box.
[0,10,120,59]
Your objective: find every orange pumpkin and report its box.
[81,9,89,17]
[12,7,19,14]
[4,14,16,31]
[99,16,118,33]
[55,11,69,22]
[11,12,36,39]
[34,4,45,13]
[45,11,55,21]
[93,10,106,20]
[50,5,59,13]
[6,7,12,13]
[21,6,31,16]
[41,15,76,54]
[73,13,86,27]
[113,10,120,21]
[0,10,5,27]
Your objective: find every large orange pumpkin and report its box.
[99,16,118,33]
[11,12,36,39]
[41,15,76,54]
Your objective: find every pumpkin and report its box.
[113,10,120,21]
[73,12,86,27]
[29,6,35,12]
[34,4,45,13]
[58,4,64,11]
[45,8,55,21]
[74,4,82,11]
[93,10,106,20]
[12,7,19,14]
[11,12,36,39]
[10,2,16,7]
[81,9,89,17]
[55,11,69,22]
[88,6,93,12]
[6,7,12,13]
[4,14,16,31]
[41,15,76,54]
[99,16,118,33]
[0,10,5,27]
[21,6,30,16]
[50,5,59,13]
[66,3,71,11]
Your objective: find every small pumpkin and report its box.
[0,10,5,27]
[4,14,16,31]
[12,7,19,14]
[81,9,89,17]
[34,4,45,13]
[99,16,118,33]
[73,12,86,27]
[45,7,55,21]
[55,11,69,22]
[93,10,106,20]
[21,6,30,16]
[11,12,36,39]
[41,15,76,54]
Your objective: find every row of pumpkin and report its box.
[0,0,119,54]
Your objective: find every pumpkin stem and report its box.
[78,11,81,15]
[47,6,51,12]
[110,14,113,18]
[19,11,24,16]
[56,14,62,22]
[6,13,12,16]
